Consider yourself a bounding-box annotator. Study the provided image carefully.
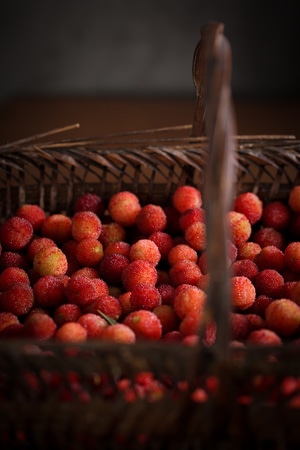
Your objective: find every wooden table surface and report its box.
[0,97,300,143]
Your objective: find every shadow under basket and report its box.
[1,128,300,450]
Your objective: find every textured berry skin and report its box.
[0,282,34,316]
[262,201,291,231]
[157,283,175,306]
[0,216,33,251]
[130,284,161,311]
[254,245,286,272]
[173,285,206,319]
[71,211,102,241]
[99,222,126,247]
[33,246,68,277]
[53,304,82,326]
[136,204,167,235]
[108,191,141,227]
[237,242,262,261]
[227,211,251,246]
[0,267,30,291]
[172,185,202,213]
[254,269,284,298]
[73,193,105,217]
[75,238,104,267]
[27,237,56,262]
[184,222,206,251]
[0,251,29,271]
[98,253,130,285]
[265,299,300,337]
[179,208,206,232]
[64,275,98,308]
[77,313,107,338]
[121,260,158,291]
[168,244,198,266]
[33,275,66,309]
[16,204,46,232]
[284,242,300,272]
[169,260,202,287]
[86,294,122,321]
[231,259,259,281]
[148,232,173,260]
[253,227,285,250]
[104,241,131,258]
[231,276,256,310]
[123,310,162,340]
[129,239,161,266]
[234,192,263,225]
[41,214,72,244]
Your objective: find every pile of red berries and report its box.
[1,185,300,347]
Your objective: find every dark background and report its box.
[1,0,299,102]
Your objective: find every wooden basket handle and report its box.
[193,23,237,358]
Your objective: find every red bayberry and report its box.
[254,245,286,272]
[129,239,161,266]
[172,185,202,213]
[73,193,105,217]
[72,211,102,241]
[136,204,167,235]
[101,323,136,343]
[64,275,98,308]
[130,284,161,311]
[33,275,66,309]
[121,260,158,291]
[265,299,300,337]
[108,191,141,227]
[254,269,284,298]
[227,211,251,247]
[231,276,256,310]
[253,227,285,250]
[23,312,57,340]
[55,322,87,342]
[0,216,33,251]
[233,192,263,225]
[169,260,202,287]
[16,204,46,232]
[262,201,291,231]
[0,282,34,316]
[123,310,162,340]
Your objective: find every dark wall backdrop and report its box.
[1,0,299,102]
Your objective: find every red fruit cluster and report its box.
[0,185,300,347]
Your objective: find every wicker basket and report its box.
[1,22,300,450]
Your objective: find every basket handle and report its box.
[193,23,237,358]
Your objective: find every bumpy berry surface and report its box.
[0,216,33,251]
[108,191,141,227]
[172,185,202,213]
[233,192,263,225]
[16,204,46,232]
[123,310,162,340]
[136,204,167,235]
[73,193,105,217]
